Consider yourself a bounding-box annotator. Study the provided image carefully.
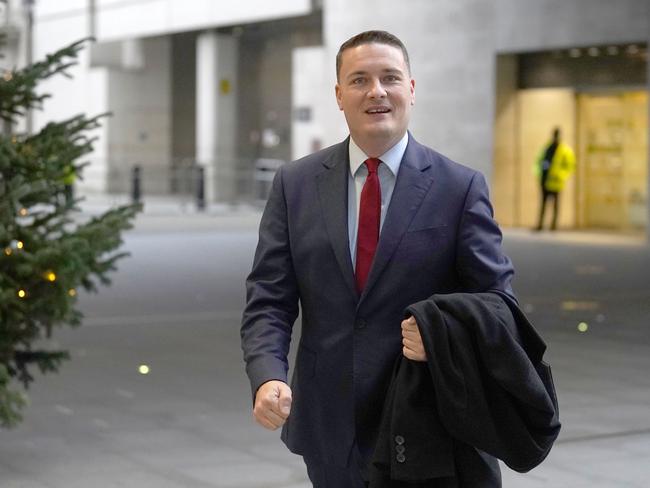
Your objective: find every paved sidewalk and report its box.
[77,193,265,233]
[1,195,648,487]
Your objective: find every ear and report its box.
[335,83,344,111]
[410,79,416,106]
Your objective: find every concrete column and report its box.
[196,31,238,203]
[292,46,326,160]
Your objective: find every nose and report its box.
[367,78,387,98]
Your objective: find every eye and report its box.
[351,77,365,85]
[384,75,399,82]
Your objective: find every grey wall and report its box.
[496,0,650,53]
[106,36,172,194]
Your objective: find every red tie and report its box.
[355,158,381,293]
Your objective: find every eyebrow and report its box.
[345,68,404,80]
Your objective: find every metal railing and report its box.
[77,157,286,210]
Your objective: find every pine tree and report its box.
[0,38,141,427]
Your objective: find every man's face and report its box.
[335,42,415,154]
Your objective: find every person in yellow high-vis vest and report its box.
[62,164,76,206]
[535,128,575,231]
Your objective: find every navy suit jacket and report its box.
[241,134,515,468]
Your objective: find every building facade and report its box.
[2,0,649,234]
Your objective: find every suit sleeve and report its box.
[240,166,300,397]
[455,172,516,301]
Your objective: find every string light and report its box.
[3,71,12,82]
[138,365,150,375]
[4,247,11,256]
[44,271,57,282]
[578,322,589,333]
[17,289,27,298]
[19,208,28,217]
[16,241,24,249]
[68,288,77,297]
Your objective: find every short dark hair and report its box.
[336,30,411,81]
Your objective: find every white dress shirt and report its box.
[347,132,409,267]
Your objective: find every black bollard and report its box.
[196,165,205,211]
[132,165,141,204]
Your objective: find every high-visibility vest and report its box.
[536,143,576,192]
[62,165,76,186]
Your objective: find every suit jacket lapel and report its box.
[360,136,435,302]
[316,139,358,300]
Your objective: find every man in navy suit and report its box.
[241,30,515,487]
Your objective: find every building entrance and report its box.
[492,45,648,232]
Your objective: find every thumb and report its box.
[278,387,292,416]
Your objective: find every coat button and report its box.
[396,453,406,463]
[355,319,367,329]
[396,445,405,454]
[394,435,405,445]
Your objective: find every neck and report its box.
[352,132,405,158]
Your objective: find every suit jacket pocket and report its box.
[406,223,448,235]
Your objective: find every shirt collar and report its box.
[349,132,409,177]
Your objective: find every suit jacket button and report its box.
[396,453,406,463]
[355,319,367,329]
[396,445,405,454]
[394,435,405,445]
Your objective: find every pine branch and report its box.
[12,350,71,388]
[0,39,91,123]
[0,365,27,428]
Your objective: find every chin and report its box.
[363,124,394,139]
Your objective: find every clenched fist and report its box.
[253,380,292,430]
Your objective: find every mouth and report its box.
[365,107,391,115]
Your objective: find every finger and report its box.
[278,389,292,417]
[402,346,415,360]
[401,318,418,331]
[402,337,417,349]
[254,402,287,427]
[259,408,287,428]
[402,330,422,343]
[403,345,426,362]
[401,323,415,336]
[403,337,425,353]
[255,413,282,430]
[269,396,291,420]
[401,319,414,329]
[402,316,416,327]
[401,327,418,338]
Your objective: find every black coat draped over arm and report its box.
[370,293,561,487]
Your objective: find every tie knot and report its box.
[365,158,380,174]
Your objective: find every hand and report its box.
[401,316,427,362]
[253,380,292,430]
